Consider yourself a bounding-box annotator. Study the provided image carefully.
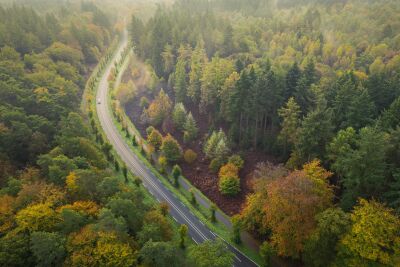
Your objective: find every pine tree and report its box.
[285,62,301,100]
[174,58,187,103]
[294,76,313,113]
[278,97,302,155]
[222,24,234,56]
[292,102,334,166]
[188,41,207,104]
[204,130,230,160]
[130,15,144,49]
[304,60,317,86]
[172,103,187,130]
[183,112,198,143]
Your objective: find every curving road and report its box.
[96,32,258,267]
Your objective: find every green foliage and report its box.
[328,127,389,210]
[95,208,128,234]
[0,233,34,266]
[172,103,187,130]
[204,130,230,161]
[209,158,224,173]
[290,103,334,167]
[107,198,145,234]
[219,175,240,196]
[303,208,351,267]
[172,165,182,187]
[278,97,301,151]
[210,204,217,223]
[259,241,275,267]
[231,215,242,244]
[140,241,182,267]
[228,154,244,169]
[161,134,182,163]
[59,209,88,234]
[188,240,234,267]
[147,128,163,150]
[179,224,188,248]
[30,231,66,267]
[183,112,198,143]
[189,188,197,206]
[174,55,188,103]
[218,163,241,196]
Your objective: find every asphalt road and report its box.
[96,33,258,267]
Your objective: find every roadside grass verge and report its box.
[81,35,195,249]
[108,50,262,265]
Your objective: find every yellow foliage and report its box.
[340,199,400,266]
[303,159,334,202]
[369,57,385,75]
[66,172,78,193]
[0,195,15,233]
[58,201,100,217]
[184,149,197,164]
[15,203,60,232]
[94,232,136,267]
[14,181,65,208]
[218,163,239,179]
[67,228,136,267]
[353,70,368,81]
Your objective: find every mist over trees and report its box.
[130,0,400,265]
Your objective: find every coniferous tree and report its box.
[174,58,187,103]
[183,112,198,143]
[188,41,207,104]
[285,62,301,100]
[278,97,302,156]
[172,103,187,130]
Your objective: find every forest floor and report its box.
[122,58,277,215]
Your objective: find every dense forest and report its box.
[0,2,235,266]
[0,0,399,266]
[125,0,400,265]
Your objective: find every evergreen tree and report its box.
[172,103,187,130]
[328,127,389,210]
[174,57,187,103]
[130,15,144,49]
[278,97,302,155]
[333,75,375,130]
[294,76,314,113]
[204,130,230,160]
[188,41,207,104]
[379,96,400,129]
[222,24,234,56]
[304,60,317,86]
[291,102,334,166]
[285,62,301,100]
[183,112,198,143]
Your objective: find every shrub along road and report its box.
[96,31,258,267]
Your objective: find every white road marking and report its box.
[94,33,258,267]
[235,255,242,262]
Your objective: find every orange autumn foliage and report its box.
[238,160,334,258]
[0,195,15,233]
[264,165,333,258]
[218,163,239,179]
[58,201,100,217]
